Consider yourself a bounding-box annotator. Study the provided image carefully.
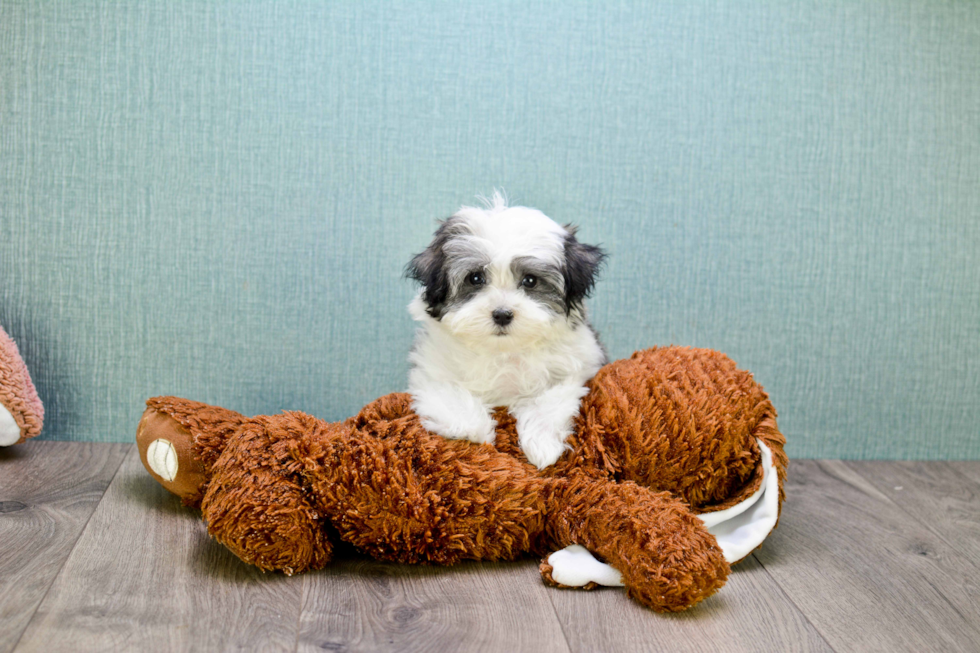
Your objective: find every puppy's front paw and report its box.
[420,411,497,445]
[520,431,568,469]
[512,383,587,468]
[513,394,581,468]
[411,383,497,445]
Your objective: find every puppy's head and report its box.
[407,194,605,349]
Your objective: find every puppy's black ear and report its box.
[562,226,606,313]
[406,219,455,319]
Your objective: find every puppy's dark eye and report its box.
[467,271,486,286]
[521,274,537,289]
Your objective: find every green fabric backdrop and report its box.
[1,1,978,458]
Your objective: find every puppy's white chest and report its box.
[469,353,553,407]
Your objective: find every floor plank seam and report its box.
[748,552,839,653]
[291,573,309,653]
[543,584,576,653]
[840,461,980,577]
[9,443,133,653]
[764,460,980,650]
[944,461,980,492]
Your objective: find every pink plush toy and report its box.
[0,325,44,446]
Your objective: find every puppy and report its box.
[406,193,606,469]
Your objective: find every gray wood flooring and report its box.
[2,442,978,653]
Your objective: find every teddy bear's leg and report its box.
[144,396,249,456]
[543,476,729,612]
[200,419,334,575]
[137,397,249,504]
[0,326,44,446]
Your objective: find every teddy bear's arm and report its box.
[542,437,781,595]
[544,476,729,612]
[201,421,334,576]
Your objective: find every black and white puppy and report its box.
[406,193,606,469]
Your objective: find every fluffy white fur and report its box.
[407,194,606,469]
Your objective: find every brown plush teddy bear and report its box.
[136,346,786,612]
[0,325,44,447]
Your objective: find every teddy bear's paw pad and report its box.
[545,545,624,587]
[136,407,207,501]
[146,438,179,481]
[0,403,22,447]
[698,439,780,564]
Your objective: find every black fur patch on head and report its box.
[511,256,567,315]
[562,225,606,314]
[406,217,464,319]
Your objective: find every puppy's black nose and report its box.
[492,308,514,326]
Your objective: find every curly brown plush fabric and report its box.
[0,325,44,445]
[556,347,787,513]
[137,346,786,612]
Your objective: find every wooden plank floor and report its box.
[2,443,978,653]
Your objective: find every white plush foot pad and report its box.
[547,544,625,587]
[545,439,780,585]
[146,438,179,481]
[0,403,21,446]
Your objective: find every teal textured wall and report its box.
[1,1,978,458]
